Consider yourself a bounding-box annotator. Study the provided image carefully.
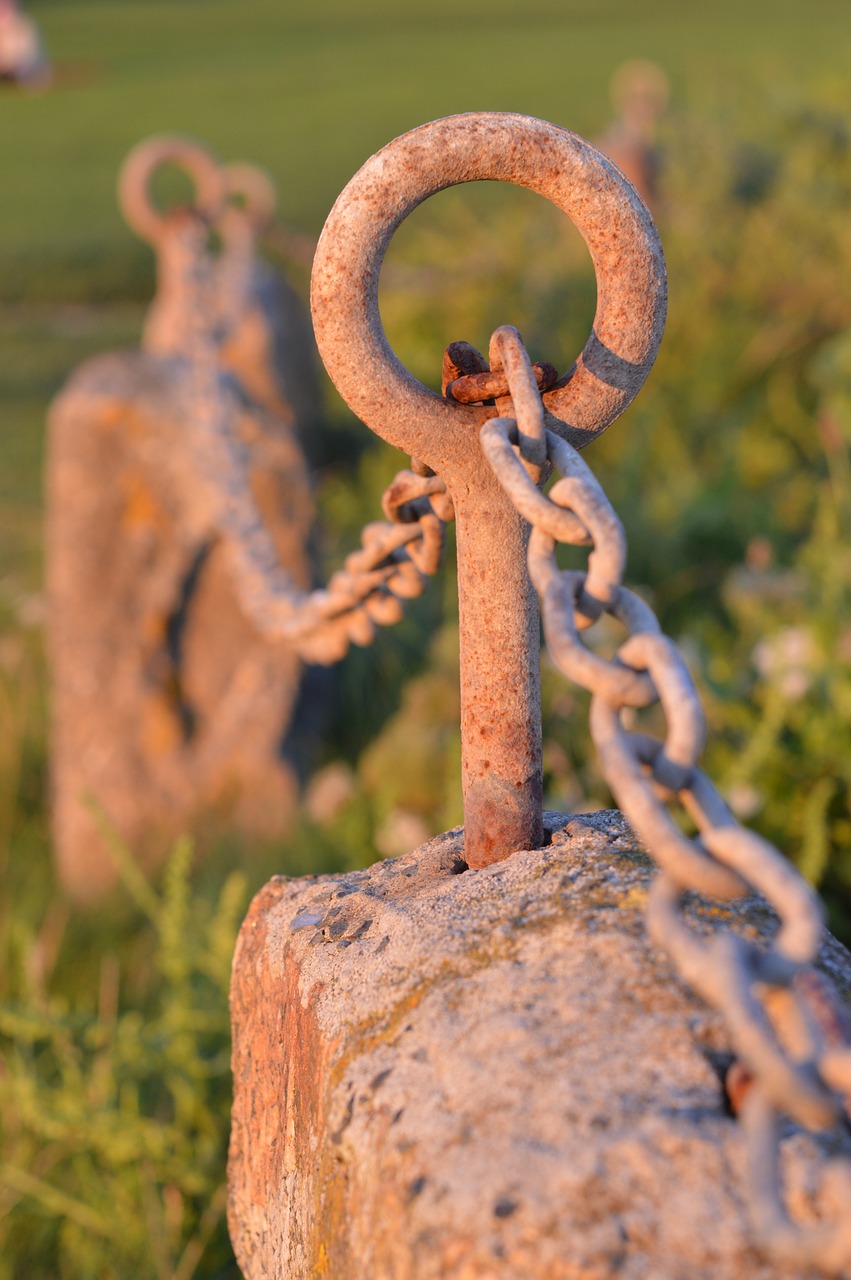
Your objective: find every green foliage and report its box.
[0,830,246,1280]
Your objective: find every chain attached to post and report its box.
[142,199,455,668]
[480,327,851,1276]
[180,108,851,1265]
[311,112,667,866]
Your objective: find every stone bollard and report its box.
[228,811,851,1279]
[47,353,317,901]
[595,61,669,209]
[46,140,324,902]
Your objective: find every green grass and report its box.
[2,0,849,298]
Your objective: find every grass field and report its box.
[4,0,851,287]
[4,2,851,1275]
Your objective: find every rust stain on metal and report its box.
[445,361,558,405]
[441,340,489,395]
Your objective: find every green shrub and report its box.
[0,831,246,1280]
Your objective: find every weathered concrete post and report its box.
[228,813,851,1279]
[595,60,670,209]
[47,138,322,902]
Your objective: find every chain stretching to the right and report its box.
[185,250,851,1261]
[481,327,851,1276]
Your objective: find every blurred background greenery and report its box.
[3,0,851,1275]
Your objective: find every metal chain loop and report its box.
[538,571,660,708]
[480,419,592,546]
[445,360,559,405]
[589,708,748,900]
[478,325,851,1275]
[527,431,628,626]
[488,326,548,479]
[743,1084,851,1273]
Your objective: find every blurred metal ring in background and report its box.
[118,134,225,244]
[222,161,278,233]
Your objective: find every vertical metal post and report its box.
[453,470,543,866]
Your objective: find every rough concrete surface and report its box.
[229,810,851,1280]
[47,351,319,901]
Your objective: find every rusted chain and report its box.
[445,360,558,406]
[172,219,453,666]
[480,326,851,1275]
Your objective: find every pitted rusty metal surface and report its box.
[311,112,666,868]
[310,111,667,473]
[445,361,558,405]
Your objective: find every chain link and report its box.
[479,328,851,1274]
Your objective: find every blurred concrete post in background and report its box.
[46,138,324,902]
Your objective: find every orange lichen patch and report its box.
[617,885,648,912]
[141,694,184,758]
[97,398,137,431]
[120,473,170,533]
[229,883,339,1273]
[311,1243,330,1276]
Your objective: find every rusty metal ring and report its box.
[222,162,277,233]
[311,112,667,480]
[118,135,225,245]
